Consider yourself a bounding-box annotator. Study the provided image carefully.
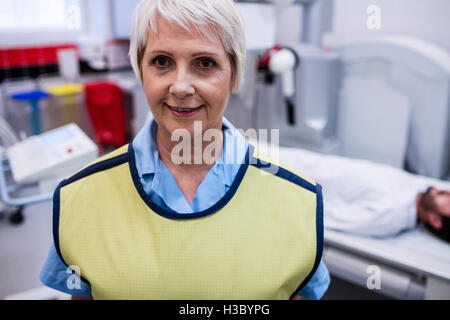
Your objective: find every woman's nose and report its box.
[169,67,195,99]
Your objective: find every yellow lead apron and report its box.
[54,144,323,299]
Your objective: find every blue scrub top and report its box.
[40,117,330,299]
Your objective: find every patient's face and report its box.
[422,187,450,217]
[433,190,450,216]
[421,187,450,243]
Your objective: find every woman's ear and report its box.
[428,212,443,230]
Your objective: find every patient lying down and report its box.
[277,146,450,243]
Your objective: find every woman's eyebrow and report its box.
[145,50,174,57]
[145,50,220,59]
[192,51,221,58]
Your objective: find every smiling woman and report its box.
[40,0,330,301]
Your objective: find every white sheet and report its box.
[275,145,449,237]
[273,145,450,280]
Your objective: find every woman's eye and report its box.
[197,58,216,69]
[152,56,171,67]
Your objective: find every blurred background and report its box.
[0,0,449,300]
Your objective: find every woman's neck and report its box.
[155,124,224,204]
[155,124,224,175]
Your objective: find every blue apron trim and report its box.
[249,157,317,193]
[127,143,253,220]
[61,153,129,187]
[52,182,91,286]
[52,182,63,265]
[289,183,324,298]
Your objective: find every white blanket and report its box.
[275,145,450,238]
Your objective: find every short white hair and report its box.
[129,0,246,92]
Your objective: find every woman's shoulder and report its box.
[91,144,130,165]
[250,146,318,192]
[61,144,130,187]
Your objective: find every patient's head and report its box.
[418,187,450,243]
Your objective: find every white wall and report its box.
[82,0,113,41]
[328,0,450,51]
[110,0,140,39]
[0,0,85,47]
[0,0,113,47]
[277,0,450,52]
[275,4,301,45]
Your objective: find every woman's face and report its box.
[141,16,233,139]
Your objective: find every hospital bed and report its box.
[275,145,450,300]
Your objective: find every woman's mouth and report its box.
[165,103,204,117]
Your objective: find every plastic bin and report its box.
[84,82,126,147]
[8,90,50,136]
[5,98,32,138]
[44,84,95,139]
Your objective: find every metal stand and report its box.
[0,153,53,225]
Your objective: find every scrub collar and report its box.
[132,116,248,189]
